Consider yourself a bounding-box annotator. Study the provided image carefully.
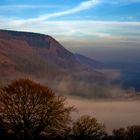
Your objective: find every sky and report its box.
[0,0,140,61]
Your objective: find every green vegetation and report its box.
[0,79,139,140]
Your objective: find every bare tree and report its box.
[72,115,106,140]
[0,79,74,140]
[113,128,128,140]
[127,125,140,140]
[112,125,140,140]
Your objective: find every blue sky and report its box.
[0,0,140,21]
[1,0,140,21]
[0,0,140,50]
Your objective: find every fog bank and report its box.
[67,97,140,132]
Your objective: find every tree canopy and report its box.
[72,115,106,140]
[0,79,74,140]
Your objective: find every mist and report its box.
[52,72,137,99]
[67,96,140,133]
[44,71,140,133]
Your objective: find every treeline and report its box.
[0,79,139,140]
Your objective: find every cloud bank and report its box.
[68,97,140,132]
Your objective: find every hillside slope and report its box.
[0,30,103,81]
[0,30,136,98]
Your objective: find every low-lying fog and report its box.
[67,97,140,133]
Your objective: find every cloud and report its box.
[1,0,140,26]
[37,0,101,21]
[0,4,61,10]
[0,0,101,25]
[1,19,140,45]
[51,69,137,99]
[67,97,140,132]
[104,0,140,4]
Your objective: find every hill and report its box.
[0,30,106,96]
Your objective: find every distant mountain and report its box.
[0,29,103,83]
[75,53,104,69]
[0,29,137,98]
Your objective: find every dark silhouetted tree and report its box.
[113,125,140,140]
[72,115,106,140]
[0,79,74,140]
[113,128,128,140]
[0,118,9,139]
[127,125,140,140]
